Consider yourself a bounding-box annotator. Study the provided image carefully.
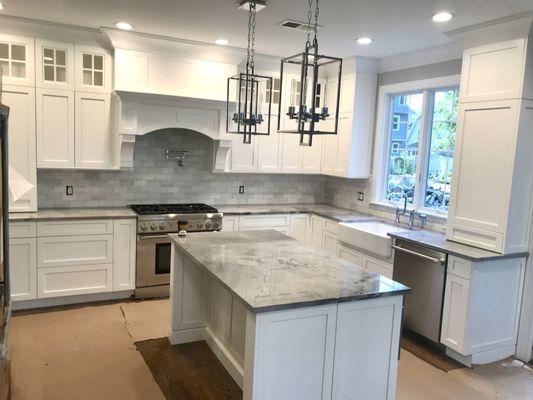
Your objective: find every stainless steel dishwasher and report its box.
[392,239,447,344]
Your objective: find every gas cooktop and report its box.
[129,203,219,215]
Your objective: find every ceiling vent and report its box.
[279,19,322,32]
[238,0,267,11]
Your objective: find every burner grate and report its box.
[129,203,219,215]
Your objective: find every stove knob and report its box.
[150,224,157,231]
[205,221,212,229]
[159,224,165,230]
[140,225,147,232]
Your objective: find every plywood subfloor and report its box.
[136,338,242,400]
[9,298,533,400]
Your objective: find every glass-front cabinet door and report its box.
[75,45,112,93]
[35,40,74,90]
[0,34,35,87]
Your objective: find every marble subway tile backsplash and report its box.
[37,129,326,208]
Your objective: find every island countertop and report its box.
[169,230,409,313]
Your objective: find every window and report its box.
[381,87,459,214]
[265,77,281,104]
[392,114,401,131]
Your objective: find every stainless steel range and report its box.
[129,203,222,298]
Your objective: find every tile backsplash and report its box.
[37,129,326,208]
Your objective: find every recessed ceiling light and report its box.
[432,12,453,23]
[356,37,373,45]
[238,0,267,11]
[0,3,4,10]
[214,38,229,46]
[115,21,133,30]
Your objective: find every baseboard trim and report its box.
[168,327,206,345]
[446,344,516,367]
[12,290,134,311]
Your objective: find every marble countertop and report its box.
[216,203,375,223]
[388,230,529,261]
[9,207,137,221]
[169,230,409,313]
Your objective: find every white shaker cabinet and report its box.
[447,38,533,253]
[280,133,302,173]
[230,135,258,172]
[35,40,75,90]
[113,219,136,291]
[74,45,112,93]
[36,88,75,168]
[0,34,35,87]
[309,215,339,255]
[257,130,282,173]
[75,92,111,168]
[2,85,37,212]
[9,220,38,301]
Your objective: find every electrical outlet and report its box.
[357,192,364,201]
[239,185,245,194]
[66,185,74,196]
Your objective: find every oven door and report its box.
[136,234,172,288]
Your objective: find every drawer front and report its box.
[38,264,113,298]
[364,256,394,279]
[238,214,291,229]
[10,221,37,238]
[38,234,113,268]
[447,256,472,280]
[338,245,364,266]
[37,219,113,237]
[324,220,339,234]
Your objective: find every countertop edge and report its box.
[388,232,529,261]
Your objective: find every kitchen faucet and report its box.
[395,193,427,228]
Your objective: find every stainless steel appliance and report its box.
[392,239,447,344]
[129,204,222,298]
[0,100,11,400]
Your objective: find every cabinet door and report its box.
[321,118,339,176]
[364,256,394,279]
[113,219,136,291]
[336,114,353,176]
[323,231,338,255]
[221,216,239,232]
[231,135,258,172]
[440,273,470,354]
[2,85,37,212]
[38,264,113,298]
[281,132,302,173]
[337,244,364,266]
[289,214,309,242]
[36,88,75,168]
[257,130,282,173]
[35,39,74,90]
[301,135,323,173]
[309,216,326,249]
[9,238,37,301]
[75,45,112,93]
[75,92,111,168]
[0,34,35,86]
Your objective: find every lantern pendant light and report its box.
[277,0,342,147]
[226,1,273,144]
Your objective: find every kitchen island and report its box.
[169,230,409,400]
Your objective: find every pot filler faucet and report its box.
[395,193,427,229]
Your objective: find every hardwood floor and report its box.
[136,338,242,400]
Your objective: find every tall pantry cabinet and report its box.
[0,34,37,212]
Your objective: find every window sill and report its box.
[369,201,448,223]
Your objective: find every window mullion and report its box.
[414,90,432,211]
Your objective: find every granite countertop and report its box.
[217,203,375,223]
[388,230,529,261]
[9,207,137,221]
[170,230,409,313]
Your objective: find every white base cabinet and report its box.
[440,255,526,364]
[309,215,339,255]
[337,243,394,279]
[9,218,136,306]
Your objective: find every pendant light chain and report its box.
[306,0,313,47]
[314,0,319,44]
[246,1,257,72]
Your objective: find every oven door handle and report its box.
[138,235,170,240]
[392,245,445,264]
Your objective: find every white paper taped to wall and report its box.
[8,165,33,202]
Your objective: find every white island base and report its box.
[169,245,404,400]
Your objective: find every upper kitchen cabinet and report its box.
[0,34,35,87]
[2,85,37,212]
[35,40,75,90]
[447,38,533,254]
[75,45,113,93]
[321,64,378,179]
[113,48,237,101]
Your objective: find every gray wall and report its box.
[37,129,326,208]
[377,59,462,86]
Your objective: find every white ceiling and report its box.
[2,0,533,59]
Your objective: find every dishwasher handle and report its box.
[392,245,446,264]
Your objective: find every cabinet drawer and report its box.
[364,255,394,279]
[239,214,291,229]
[10,221,37,238]
[337,244,364,266]
[37,234,113,268]
[324,220,339,234]
[447,256,472,280]
[38,264,113,298]
[37,219,113,236]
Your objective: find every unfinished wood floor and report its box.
[9,299,533,400]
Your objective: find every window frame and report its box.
[371,75,461,218]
